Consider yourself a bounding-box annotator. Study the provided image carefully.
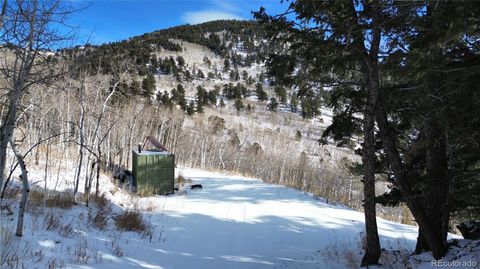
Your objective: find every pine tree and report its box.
[186,100,195,115]
[290,94,298,113]
[255,82,267,101]
[268,97,278,112]
[129,79,141,96]
[274,85,287,104]
[141,74,155,98]
[197,69,205,79]
[234,99,244,112]
[256,0,480,262]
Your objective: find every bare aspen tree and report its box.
[9,138,27,236]
[0,0,75,194]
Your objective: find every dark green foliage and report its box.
[197,69,205,79]
[219,98,226,108]
[229,68,240,81]
[295,130,302,141]
[246,103,254,112]
[171,84,187,110]
[141,74,156,98]
[186,100,195,115]
[129,79,141,96]
[207,90,217,106]
[255,82,268,101]
[223,56,230,71]
[234,99,244,112]
[184,70,192,82]
[223,83,247,100]
[157,91,173,108]
[63,20,268,77]
[274,85,287,104]
[300,93,321,119]
[242,70,249,81]
[256,0,480,261]
[290,94,298,112]
[176,55,185,66]
[203,56,211,67]
[267,97,278,112]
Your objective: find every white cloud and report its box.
[181,10,243,25]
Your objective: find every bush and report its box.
[175,174,192,186]
[89,209,109,230]
[89,193,109,211]
[115,210,147,233]
[46,194,74,209]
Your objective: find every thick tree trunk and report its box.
[361,108,381,266]
[415,118,450,253]
[375,106,448,259]
[361,74,381,267]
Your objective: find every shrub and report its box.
[115,210,147,233]
[46,193,74,209]
[43,211,60,231]
[89,193,109,211]
[175,174,192,186]
[1,224,20,268]
[89,209,109,230]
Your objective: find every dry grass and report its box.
[29,189,74,210]
[89,192,109,211]
[46,193,74,209]
[43,211,60,231]
[114,210,147,233]
[137,187,157,197]
[88,209,109,230]
[2,186,20,200]
[1,224,20,269]
[47,258,65,269]
[59,223,74,238]
[175,174,192,186]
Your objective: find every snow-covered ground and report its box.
[1,167,478,269]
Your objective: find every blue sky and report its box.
[67,0,288,45]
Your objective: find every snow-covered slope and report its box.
[2,167,478,269]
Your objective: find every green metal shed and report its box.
[132,137,175,196]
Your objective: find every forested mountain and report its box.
[58,20,318,118]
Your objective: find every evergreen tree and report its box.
[256,0,480,263]
[186,100,195,115]
[141,74,155,98]
[129,79,141,96]
[255,82,268,101]
[223,56,230,71]
[274,85,287,104]
[160,91,173,108]
[242,70,249,81]
[290,94,298,112]
[185,70,192,82]
[267,97,278,112]
[176,55,185,66]
[203,56,211,67]
[234,98,244,112]
[208,91,217,106]
[197,69,205,79]
[207,72,215,79]
[219,98,226,108]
